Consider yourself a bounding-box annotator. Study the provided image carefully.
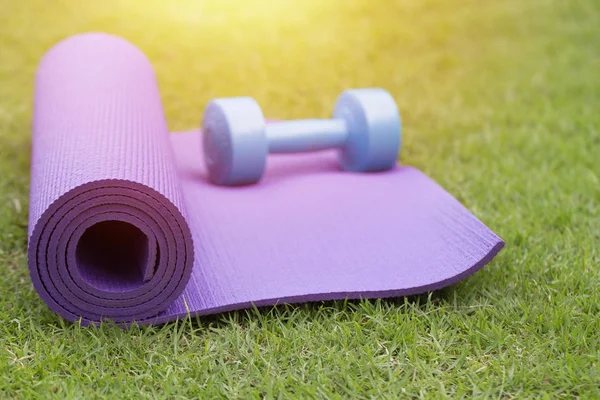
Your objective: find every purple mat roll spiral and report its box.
[29,34,194,323]
[28,33,504,326]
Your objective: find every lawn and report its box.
[0,0,599,398]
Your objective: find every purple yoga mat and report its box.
[28,33,504,325]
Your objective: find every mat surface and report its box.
[28,33,504,325]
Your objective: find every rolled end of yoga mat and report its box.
[28,33,194,324]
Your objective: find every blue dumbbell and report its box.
[202,88,401,186]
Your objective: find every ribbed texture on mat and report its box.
[28,33,504,326]
[29,33,194,323]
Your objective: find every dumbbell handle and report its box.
[266,119,348,153]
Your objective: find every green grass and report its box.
[1,0,599,397]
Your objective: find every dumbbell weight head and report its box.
[202,97,268,186]
[202,88,401,186]
[333,88,401,173]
